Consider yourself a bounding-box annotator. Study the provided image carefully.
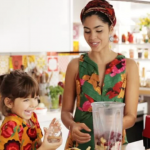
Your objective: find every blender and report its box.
[91,102,125,150]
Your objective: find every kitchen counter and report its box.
[139,87,150,96]
[122,140,144,150]
[0,110,146,150]
[36,110,146,150]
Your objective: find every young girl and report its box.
[0,70,62,150]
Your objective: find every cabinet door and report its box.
[0,0,29,53]
[29,0,72,52]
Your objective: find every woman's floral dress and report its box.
[0,112,43,150]
[65,53,128,150]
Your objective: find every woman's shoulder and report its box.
[118,53,137,69]
[126,58,137,67]
[67,57,80,72]
[68,53,86,67]
[126,58,138,74]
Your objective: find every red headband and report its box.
[80,0,116,26]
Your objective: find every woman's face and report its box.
[83,15,113,52]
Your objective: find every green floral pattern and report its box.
[65,53,127,150]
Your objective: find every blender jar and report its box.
[91,102,125,150]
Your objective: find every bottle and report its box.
[128,32,134,43]
[144,48,149,59]
[137,48,143,59]
[122,34,126,43]
[140,67,146,87]
[129,49,134,59]
[145,35,149,43]
[137,62,141,86]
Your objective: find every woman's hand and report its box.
[71,123,91,144]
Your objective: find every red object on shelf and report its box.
[122,34,126,43]
[143,115,150,138]
[127,32,134,43]
[113,34,119,43]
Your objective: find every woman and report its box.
[61,0,139,149]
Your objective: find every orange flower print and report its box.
[82,74,101,95]
[79,55,84,62]
[122,130,127,144]
[82,75,90,81]
[76,79,81,107]
[65,132,74,149]
[65,130,79,149]
[118,74,126,98]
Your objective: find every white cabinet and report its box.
[0,0,29,52]
[29,0,72,52]
[0,0,72,53]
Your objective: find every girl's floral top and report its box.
[0,112,43,150]
[65,53,127,150]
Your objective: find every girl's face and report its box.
[83,15,113,52]
[11,95,38,121]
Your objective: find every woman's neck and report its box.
[89,49,116,65]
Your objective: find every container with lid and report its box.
[144,48,149,59]
[92,102,125,150]
[129,49,134,59]
[137,48,143,59]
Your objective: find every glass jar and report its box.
[144,48,149,59]
[129,49,134,58]
[140,67,146,87]
[137,48,143,59]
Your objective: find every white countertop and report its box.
[36,110,146,150]
[122,140,145,150]
[0,110,146,150]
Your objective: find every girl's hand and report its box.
[71,123,91,144]
[48,118,61,136]
[42,127,62,150]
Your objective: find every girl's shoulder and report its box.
[0,114,22,135]
[1,114,22,126]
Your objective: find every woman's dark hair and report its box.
[0,70,39,116]
[82,11,112,27]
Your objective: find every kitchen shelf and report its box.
[111,43,150,46]
[139,87,150,95]
[134,59,150,61]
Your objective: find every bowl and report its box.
[34,107,47,114]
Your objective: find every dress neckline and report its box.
[8,113,34,127]
[84,52,120,95]
[84,52,120,68]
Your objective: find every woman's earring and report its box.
[109,35,114,42]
